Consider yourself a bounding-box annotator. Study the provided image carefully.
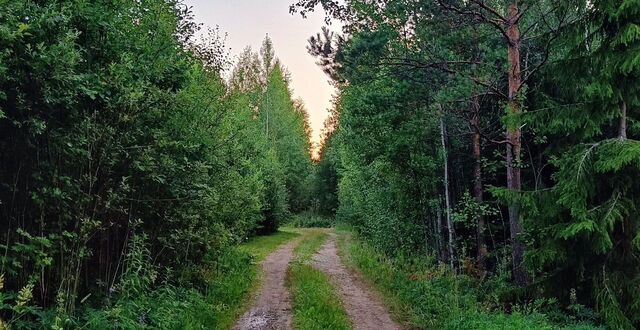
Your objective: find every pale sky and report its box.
[184,0,337,146]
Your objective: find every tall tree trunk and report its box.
[436,202,444,262]
[440,115,455,269]
[619,101,627,140]
[469,28,487,271]
[471,96,487,270]
[506,3,529,286]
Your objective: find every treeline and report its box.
[0,0,311,327]
[299,0,640,328]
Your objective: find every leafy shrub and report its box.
[289,213,334,228]
[79,237,257,329]
[337,229,602,330]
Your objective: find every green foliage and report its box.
[289,212,335,228]
[77,237,257,329]
[4,0,639,328]
[452,192,498,227]
[335,69,442,256]
[312,136,340,216]
[517,1,640,327]
[260,66,314,214]
[336,228,601,330]
[76,230,298,329]
[299,0,639,328]
[0,275,41,329]
[0,0,312,325]
[523,140,640,329]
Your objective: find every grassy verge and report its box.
[287,229,351,330]
[78,230,299,329]
[335,225,601,330]
[209,230,300,329]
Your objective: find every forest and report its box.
[303,0,639,328]
[0,0,639,329]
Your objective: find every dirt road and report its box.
[312,233,401,330]
[233,240,298,330]
[234,231,400,330]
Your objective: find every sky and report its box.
[184,0,338,147]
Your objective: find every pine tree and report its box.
[525,1,640,327]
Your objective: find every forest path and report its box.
[312,233,402,330]
[234,238,299,330]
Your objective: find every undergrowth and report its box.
[287,230,351,330]
[55,231,299,329]
[289,212,334,228]
[335,225,602,330]
[80,250,251,329]
[238,230,299,261]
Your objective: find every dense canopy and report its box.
[300,0,640,328]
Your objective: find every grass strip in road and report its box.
[287,230,352,330]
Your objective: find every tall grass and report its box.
[335,226,602,330]
[288,212,334,228]
[77,230,298,329]
[287,230,351,330]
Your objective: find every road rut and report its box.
[233,239,298,330]
[312,234,401,330]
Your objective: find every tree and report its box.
[523,1,640,327]
[295,0,638,327]
[0,1,313,325]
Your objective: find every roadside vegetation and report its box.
[83,230,299,329]
[336,226,602,330]
[289,212,334,228]
[2,0,639,329]
[0,1,311,328]
[296,0,640,328]
[287,230,351,330]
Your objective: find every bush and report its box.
[289,213,334,228]
[78,241,256,329]
[336,228,603,330]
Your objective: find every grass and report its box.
[288,212,334,228]
[238,229,299,261]
[334,225,601,330]
[78,230,300,329]
[287,229,352,330]
[291,229,328,260]
[207,229,300,329]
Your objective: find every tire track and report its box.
[312,233,402,330]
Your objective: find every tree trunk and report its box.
[440,115,455,269]
[506,3,529,286]
[471,96,487,270]
[436,202,444,262]
[619,101,627,140]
